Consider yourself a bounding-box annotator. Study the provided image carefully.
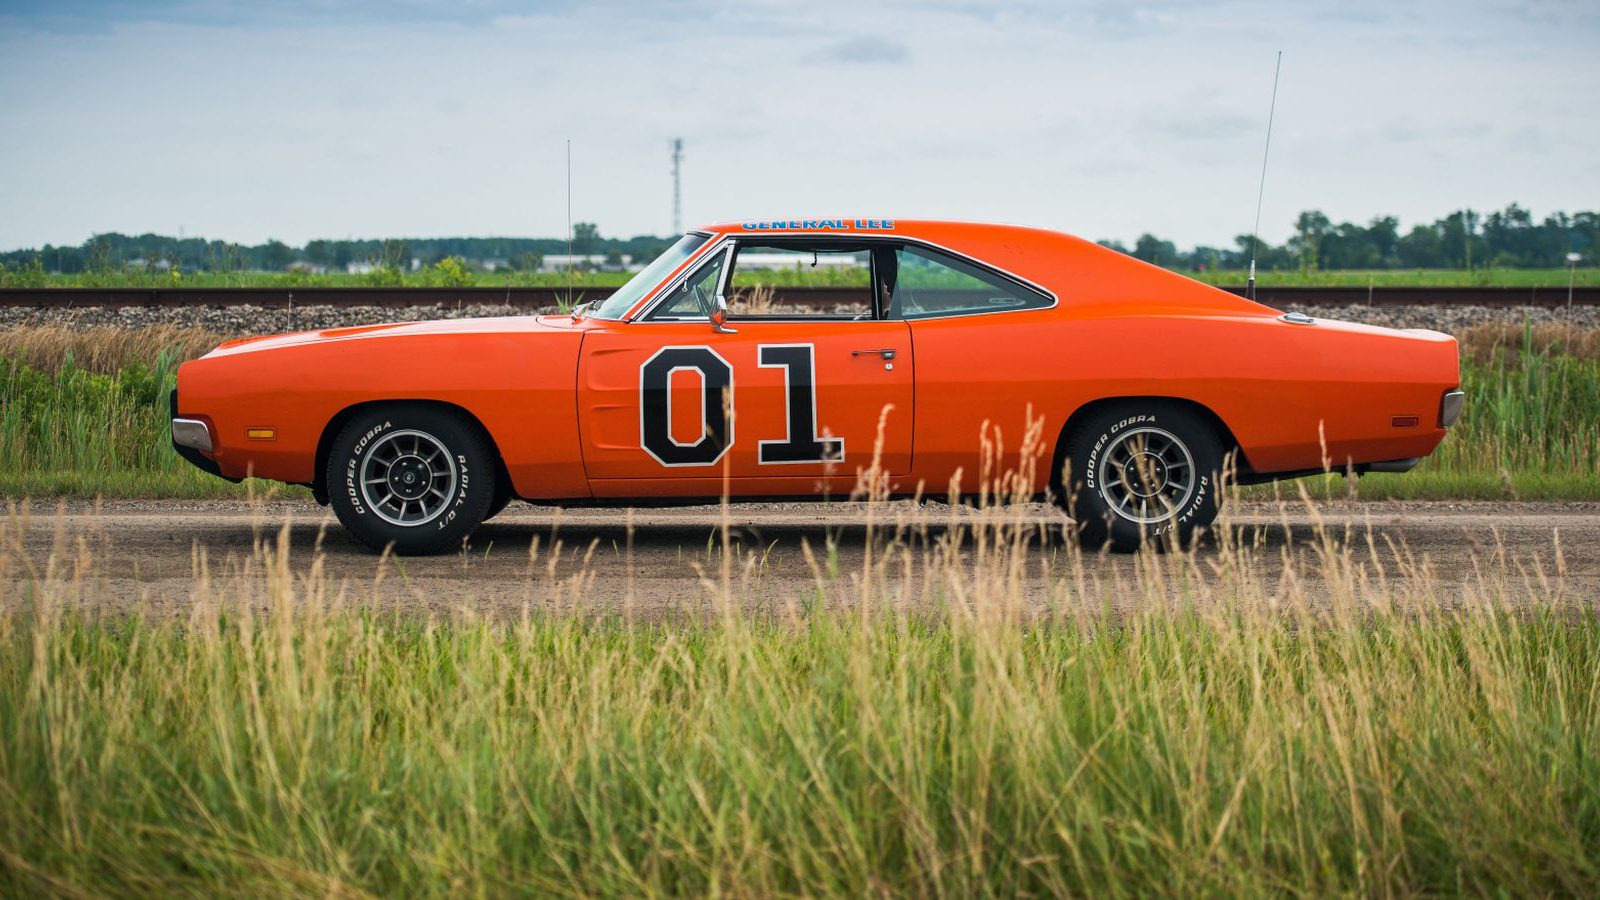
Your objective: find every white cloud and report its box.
[0,0,1595,249]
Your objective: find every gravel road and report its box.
[8,499,1596,617]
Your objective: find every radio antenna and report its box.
[1246,50,1282,303]
[572,138,579,307]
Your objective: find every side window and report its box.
[649,246,729,320]
[726,243,873,318]
[888,245,1051,319]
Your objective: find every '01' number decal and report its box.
[639,343,844,468]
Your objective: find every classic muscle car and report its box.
[172,218,1464,553]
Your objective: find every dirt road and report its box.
[6,498,1597,615]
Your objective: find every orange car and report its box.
[172,219,1463,553]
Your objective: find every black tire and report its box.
[326,404,497,554]
[1060,402,1224,552]
[484,474,514,521]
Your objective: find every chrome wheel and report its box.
[358,429,458,527]
[1096,426,1196,525]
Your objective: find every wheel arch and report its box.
[311,399,512,505]
[1048,395,1244,497]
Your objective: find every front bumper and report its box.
[169,389,241,483]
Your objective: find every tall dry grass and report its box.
[0,324,229,374]
[0,482,1597,895]
[1459,321,1600,363]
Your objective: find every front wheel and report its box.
[327,404,497,554]
[1061,402,1225,552]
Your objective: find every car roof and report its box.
[696,218,1048,240]
[683,217,1282,321]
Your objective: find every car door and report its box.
[577,238,914,495]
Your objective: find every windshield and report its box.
[587,233,710,320]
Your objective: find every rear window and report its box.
[887,245,1051,319]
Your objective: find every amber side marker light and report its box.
[1391,416,1420,428]
[245,427,277,441]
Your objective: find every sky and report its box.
[0,0,1596,251]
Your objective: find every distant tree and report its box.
[1289,210,1331,271]
[572,222,600,255]
[261,240,293,272]
[1428,210,1485,269]
[305,240,332,267]
[1365,216,1401,267]
[1398,223,1445,268]
[1131,234,1176,265]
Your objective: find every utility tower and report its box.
[671,138,683,234]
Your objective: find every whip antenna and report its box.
[1246,51,1282,303]
[572,138,579,307]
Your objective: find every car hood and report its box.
[204,314,584,358]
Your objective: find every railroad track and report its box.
[1,285,1596,309]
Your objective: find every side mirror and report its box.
[710,296,737,334]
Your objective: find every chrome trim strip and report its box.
[171,417,213,453]
[627,232,1060,323]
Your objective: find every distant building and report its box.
[343,259,419,274]
[538,253,637,273]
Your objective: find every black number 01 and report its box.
[638,343,844,467]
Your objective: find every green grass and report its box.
[2,519,1597,896]
[0,354,302,500]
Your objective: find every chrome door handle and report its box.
[851,348,896,360]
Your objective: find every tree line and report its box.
[1100,205,1596,271]
[0,223,668,276]
[2,205,1595,276]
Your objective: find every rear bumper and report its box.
[169,389,241,483]
[1363,457,1420,474]
[1440,389,1466,427]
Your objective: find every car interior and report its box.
[645,237,1051,322]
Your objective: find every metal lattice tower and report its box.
[671,138,683,234]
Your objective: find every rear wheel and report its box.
[1061,402,1224,552]
[327,404,496,554]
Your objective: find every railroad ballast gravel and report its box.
[3,302,1599,336]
